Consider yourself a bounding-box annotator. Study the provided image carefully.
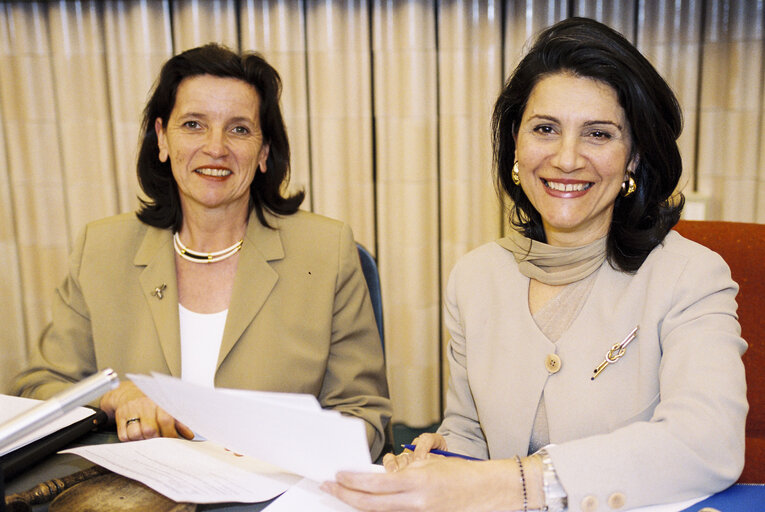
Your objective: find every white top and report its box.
[179,303,228,388]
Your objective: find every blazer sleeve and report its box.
[12,227,98,399]
[437,268,490,460]
[317,223,391,460]
[547,249,748,511]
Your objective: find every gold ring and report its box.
[126,417,141,426]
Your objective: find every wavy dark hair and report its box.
[136,43,304,230]
[493,17,684,272]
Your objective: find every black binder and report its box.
[0,407,107,480]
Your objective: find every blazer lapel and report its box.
[135,226,182,377]
[217,214,284,371]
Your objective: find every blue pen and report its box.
[401,444,483,461]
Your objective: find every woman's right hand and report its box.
[382,433,448,472]
[99,381,194,442]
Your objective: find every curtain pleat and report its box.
[1,0,763,426]
[0,38,26,393]
[696,0,764,220]
[172,0,238,50]
[373,0,440,426]
[48,1,118,237]
[0,2,71,362]
[573,0,635,39]
[103,0,173,212]
[305,0,376,249]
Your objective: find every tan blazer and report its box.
[438,231,747,511]
[13,210,391,458]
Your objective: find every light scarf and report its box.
[496,230,607,285]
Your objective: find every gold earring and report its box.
[621,173,636,197]
[511,162,521,186]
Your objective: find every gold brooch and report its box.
[591,326,639,380]
[151,284,167,300]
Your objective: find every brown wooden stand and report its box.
[49,473,196,511]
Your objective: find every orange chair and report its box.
[674,220,765,483]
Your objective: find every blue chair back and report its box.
[356,244,384,353]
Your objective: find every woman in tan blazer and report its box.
[324,18,746,510]
[13,44,391,460]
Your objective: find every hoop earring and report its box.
[511,161,521,186]
[621,173,636,197]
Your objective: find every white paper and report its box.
[128,372,373,482]
[263,477,365,512]
[264,465,384,512]
[0,394,94,457]
[62,438,301,504]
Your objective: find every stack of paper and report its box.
[62,373,378,508]
[128,372,372,482]
[64,438,301,503]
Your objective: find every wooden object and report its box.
[4,465,109,507]
[49,473,196,511]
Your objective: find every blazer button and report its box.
[581,495,598,512]
[545,353,562,374]
[608,492,626,509]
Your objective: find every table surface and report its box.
[6,433,764,512]
[4,431,276,511]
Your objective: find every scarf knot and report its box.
[496,230,607,285]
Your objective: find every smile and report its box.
[195,168,232,177]
[543,179,592,192]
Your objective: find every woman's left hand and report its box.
[321,458,522,512]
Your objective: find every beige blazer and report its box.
[438,231,747,511]
[13,210,391,458]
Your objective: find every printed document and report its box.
[128,372,373,482]
[64,438,300,503]
[62,373,378,506]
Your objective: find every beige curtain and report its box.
[1,0,763,427]
[696,1,764,219]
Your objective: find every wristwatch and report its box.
[536,448,568,512]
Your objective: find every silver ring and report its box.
[126,417,141,426]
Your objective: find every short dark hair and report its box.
[493,17,684,272]
[136,43,304,230]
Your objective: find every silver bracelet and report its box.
[536,448,568,512]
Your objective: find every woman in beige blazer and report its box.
[324,18,747,511]
[13,44,391,459]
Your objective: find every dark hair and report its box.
[493,17,684,272]
[136,43,304,230]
